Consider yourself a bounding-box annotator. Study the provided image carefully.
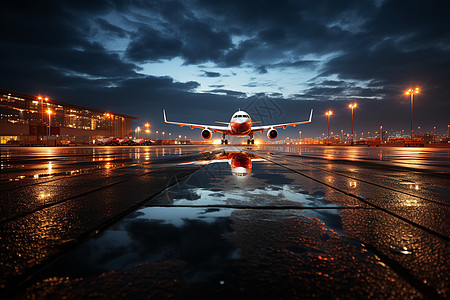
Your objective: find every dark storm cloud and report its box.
[95,18,128,38]
[0,1,89,49]
[126,27,183,62]
[191,0,367,60]
[256,66,268,74]
[320,80,348,87]
[0,0,140,93]
[179,20,233,64]
[120,76,200,92]
[201,71,221,77]
[118,0,357,67]
[365,0,450,48]
[314,0,450,102]
[52,43,140,78]
[122,2,233,64]
[273,60,319,69]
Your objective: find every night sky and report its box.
[1,0,449,139]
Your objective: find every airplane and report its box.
[163,108,313,144]
[179,151,264,176]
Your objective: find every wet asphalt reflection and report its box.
[7,145,448,299]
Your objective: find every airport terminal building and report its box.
[0,89,137,145]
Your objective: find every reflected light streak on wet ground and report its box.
[259,145,450,172]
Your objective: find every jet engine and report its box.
[201,129,213,139]
[267,128,278,139]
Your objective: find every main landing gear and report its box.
[247,133,255,145]
[221,133,228,145]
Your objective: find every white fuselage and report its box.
[228,111,252,136]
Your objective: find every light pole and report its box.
[299,131,302,142]
[348,103,357,146]
[325,110,333,145]
[380,125,383,143]
[38,96,49,140]
[145,123,150,139]
[136,127,140,138]
[105,113,112,137]
[46,109,52,141]
[405,88,419,142]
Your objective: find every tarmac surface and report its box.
[0,145,449,299]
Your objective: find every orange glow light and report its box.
[46,109,52,114]
[405,88,419,95]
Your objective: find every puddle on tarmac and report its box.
[2,163,124,182]
[148,151,342,209]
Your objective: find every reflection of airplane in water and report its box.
[213,152,263,176]
[164,109,313,144]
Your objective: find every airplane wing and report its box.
[163,110,229,133]
[251,109,313,133]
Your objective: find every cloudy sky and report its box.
[1,0,449,139]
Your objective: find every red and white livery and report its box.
[163,109,313,144]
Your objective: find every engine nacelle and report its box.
[267,129,278,139]
[201,129,213,139]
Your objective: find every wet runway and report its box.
[1,145,449,299]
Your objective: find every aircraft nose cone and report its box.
[231,120,251,134]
